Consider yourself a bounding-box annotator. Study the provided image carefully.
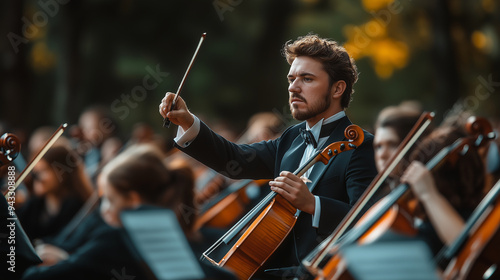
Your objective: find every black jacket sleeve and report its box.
[176,121,278,180]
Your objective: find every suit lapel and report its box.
[281,133,307,173]
[306,117,352,193]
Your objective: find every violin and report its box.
[193,179,269,231]
[303,111,435,277]
[194,168,229,206]
[314,116,495,280]
[441,178,500,280]
[201,125,365,280]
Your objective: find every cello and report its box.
[201,125,364,280]
[193,179,269,231]
[313,116,495,280]
[0,133,21,167]
[303,111,434,277]
[440,178,500,280]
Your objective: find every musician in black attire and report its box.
[17,146,93,242]
[159,34,377,278]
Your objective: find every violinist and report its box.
[401,124,486,253]
[159,33,377,278]
[373,106,430,189]
[17,145,93,242]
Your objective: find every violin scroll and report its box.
[465,116,496,147]
[0,133,21,166]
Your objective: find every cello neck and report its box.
[220,148,328,245]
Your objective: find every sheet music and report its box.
[342,240,439,280]
[121,209,205,280]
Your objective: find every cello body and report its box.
[319,200,417,280]
[444,198,500,280]
[194,180,268,231]
[202,125,365,280]
[217,195,297,279]
[195,187,250,230]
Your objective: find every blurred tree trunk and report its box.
[0,0,32,134]
[427,0,460,121]
[253,0,296,112]
[51,1,83,125]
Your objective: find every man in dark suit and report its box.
[159,34,377,278]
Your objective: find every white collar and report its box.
[305,111,346,142]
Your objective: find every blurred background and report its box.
[1,0,499,148]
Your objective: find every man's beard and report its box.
[290,91,331,121]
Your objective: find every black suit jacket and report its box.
[177,115,377,269]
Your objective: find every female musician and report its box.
[374,108,424,173]
[373,107,428,184]
[401,124,486,252]
[316,120,488,280]
[22,144,236,280]
[17,145,93,241]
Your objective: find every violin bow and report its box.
[163,33,207,128]
[4,123,67,199]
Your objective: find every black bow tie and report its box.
[299,129,317,148]
[299,120,340,148]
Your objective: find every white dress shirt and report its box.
[299,111,346,227]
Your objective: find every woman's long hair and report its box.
[409,125,485,212]
[101,144,196,233]
[41,145,93,201]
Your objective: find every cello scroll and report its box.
[316,124,364,165]
[0,133,21,166]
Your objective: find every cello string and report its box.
[203,190,277,259]
[203,140,332,260]
[202,128,363,265]
[220,145,332,245]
